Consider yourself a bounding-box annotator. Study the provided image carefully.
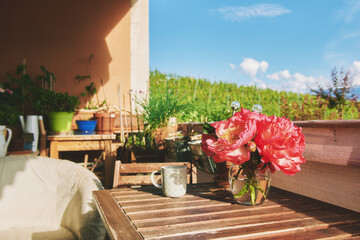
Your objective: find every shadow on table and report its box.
[268,187,360,237]
[132,182,237,204]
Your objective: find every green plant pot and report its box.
[48,111,75,134]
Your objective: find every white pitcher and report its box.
[19,115,39,152]
[0,125,12,157]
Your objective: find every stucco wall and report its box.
[0,0,134,110]
[130,0,149,98]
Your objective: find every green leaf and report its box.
[233,182,249,198]
[255,182,267,199]
[203,122,215,134]
[249,184,256,205]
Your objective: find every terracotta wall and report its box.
[0,0,131,109]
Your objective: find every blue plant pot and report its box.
[76,120,97,133]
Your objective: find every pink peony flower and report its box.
[231,107,267,122]
[255,116,306,175]
[201,108,265,164]
[201,133,250,164]
[201,107,306,205]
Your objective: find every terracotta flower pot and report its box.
[94,112,116,134]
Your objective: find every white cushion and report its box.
[0,223,75,240]
[0,156,106,240]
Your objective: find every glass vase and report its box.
[228,164,271,206]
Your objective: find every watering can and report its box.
[19,115,39,152]
[0,125,12,157]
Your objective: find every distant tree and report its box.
[310,66,357,118]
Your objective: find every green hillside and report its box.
[149,70,359,122]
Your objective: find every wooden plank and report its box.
[104,139,114,189]
[145,212,360,240]
[134,205,324,229]
[119,194,228,207]
[49,140,59,158]
[119,162,191,173]
[125,200,295,221]
[47,134,116,141]
[56,141,108,151]
[117,190,293,208]
[300,127,360,166]
[294,119,360,128]
[112,160,121,188]
[272,161,360,212]
[93,190,142,240]
[265,223,360,239]
[117,174,193,186]
[113,162,196,187]
[110,183,219,196]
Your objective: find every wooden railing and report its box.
[274,120,360,212]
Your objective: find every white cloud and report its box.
[284,73,321,93]
[343,31,360,40]
[229,63,236,70]
[350,60,360,86]
[323,50,344,61]
[337,0,360,23]
[266,70,291,80]
[251,78,267,89]
[260,61,268,73]
[240,58,268,78]
[216,4,291,21]
[266,60,360,94]
[234,59,327,93]
[265,70,326,93]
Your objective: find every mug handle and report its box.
[5,128,12,148]
[151,170,162,189]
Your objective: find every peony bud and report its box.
[247,141,257,152]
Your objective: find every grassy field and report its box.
[148,70,360,122]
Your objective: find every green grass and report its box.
[148,70,360,122]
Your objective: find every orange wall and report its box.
[0,0,131,110]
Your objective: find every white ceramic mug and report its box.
[151,165,187,198]
[0,125,12,157]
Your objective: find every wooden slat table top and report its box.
[47,134,116,141]
[93,183,360,240]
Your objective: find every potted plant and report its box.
[75,119,97,134]
[0,87,21,127]
[75,80,100,134]
[4,63,80,135]
[4,63,38,120]
[76,80,115,134]
[125,90,186,162]
[33,88,80,134]
[3,63,50,150]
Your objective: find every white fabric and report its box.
[0,224,75,240]
[0,156,106,240]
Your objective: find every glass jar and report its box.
[228,164,271,205]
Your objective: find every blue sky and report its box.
[149,0,360,93]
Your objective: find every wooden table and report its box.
[93,183,360,240]
[47,134,116,188]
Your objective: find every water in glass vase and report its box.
[229,164,272,205]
